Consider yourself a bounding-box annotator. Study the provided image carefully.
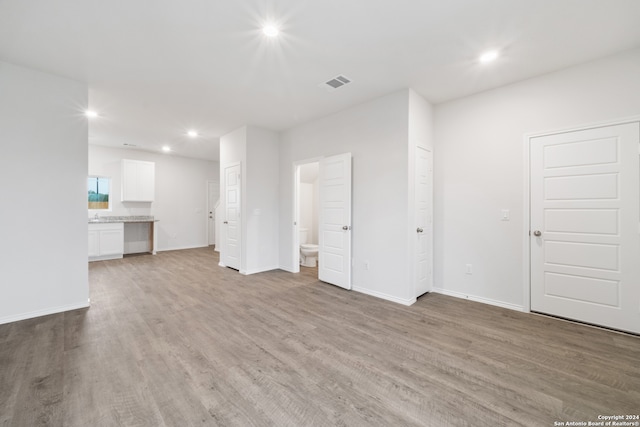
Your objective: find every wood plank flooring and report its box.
[1,247,639,426]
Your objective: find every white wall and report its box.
[245,126,280,274]
[434,48,640,309]
[280,90,419,304]
[299,162,319,244]
[0,61,89,324]
[299,183,314,242]
[298,181,319,244]
[89,145,219,251]
[220,125,279,274]
[312,177,319,245]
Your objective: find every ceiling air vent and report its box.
[322,75,352,90]
[123,143,138,147]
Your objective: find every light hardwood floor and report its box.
[1,247,639,426]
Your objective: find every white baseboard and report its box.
[431,287,525,312]
[0,300,91,326]
[242,265,280,275]
[89,254,123,262]
[353,286,416,306]
[158,244,208,252]
[278,265,296,273]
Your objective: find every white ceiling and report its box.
[2,1,640,161]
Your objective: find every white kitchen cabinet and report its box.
[88,223,124,261]
[121,159,155,202]
[88,229,100,257]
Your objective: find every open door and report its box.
[318,153,352,289]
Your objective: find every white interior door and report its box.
[319,153,352,290]
[223,164,241,270]
[415,146,433,297]
[530,122,640,334]
[207,180,219,246]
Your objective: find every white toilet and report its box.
[299,228,318,267]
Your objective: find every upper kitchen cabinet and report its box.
[121,159,155,202]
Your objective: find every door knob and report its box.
[533,230,542,236]
[342,225,350,230]
[223,221,228,224]
[417,227,424,233]
[209,216,213,219]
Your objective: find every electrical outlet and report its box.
[465,264,473,275]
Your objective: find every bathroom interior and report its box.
[297,162,319,272]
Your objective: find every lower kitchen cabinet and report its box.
[88,223,124,261]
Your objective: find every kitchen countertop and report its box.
[88,215,158,224]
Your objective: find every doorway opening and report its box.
[295,161,320,278]
[293,153,352,289]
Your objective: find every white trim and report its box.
[522,133,531,313]
[0,300,91,326]
[353,286,416,306]
[432,287,525,312]
[88,253,123,262]
[522,115,640,315]
[523,114,640,140]
[279,265,297,273]
[292,163,300,274]
[241,265,280,275]
[157,244,208,252]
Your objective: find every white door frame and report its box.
[291,157,323,274]
[522,115,640,313]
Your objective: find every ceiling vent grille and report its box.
[123,143,138,147]
[323,75,352,90]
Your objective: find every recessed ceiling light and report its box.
[162,146,171,152]
[263,24,279,38]
[85,110,98,118]
[187,130,198,138]
[479,50,499,64]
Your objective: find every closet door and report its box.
[223,163,241,270]
[530,122,640,334]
